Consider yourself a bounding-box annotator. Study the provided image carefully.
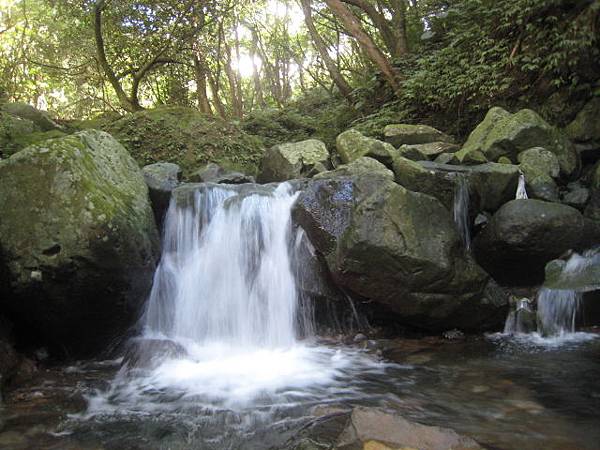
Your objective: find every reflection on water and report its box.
[1,333,599,450]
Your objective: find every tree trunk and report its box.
[193,54,213,115]
[300,0,353,101]
[324,0,400,92]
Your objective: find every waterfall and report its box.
[516,172,528,199]
[142,182,305,347]
[503,298,536,334]
[536,288,581,336]
[453,174,471,250]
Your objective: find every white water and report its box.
[453,174,471,250]
[83,182,387,416]
[516,172,528,199]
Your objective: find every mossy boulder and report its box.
[189,162,255,184]
[101,106,265,176]
[401,141,460,159]
[0,130,159,356]
[294,175,507,331]
[456,107,579,178]
[517,147,560,201]
[474,199,585,285]
[0,112,38,157]
[384,123,453,147]
[1,102,61,132]
[335,129,397,166]
[257,139,330,182]
[565,97,600,147]
[315,156,393,181]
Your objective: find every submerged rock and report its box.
[142,162,182,228]
[456,107,579,178]
[294,173,507,332]
[0,130,159,356]
[474,199,585,285]
[384,124,453,147]
[257,139,330,182]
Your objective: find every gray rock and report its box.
[402,141,460,158]
[336,129,397,166]
[563,183,590,209]
[315,156,394,181]
[474,199,585,285]
[142,162,182,227]
[384,123,454,147]
[189,162,255,184]
[257,139,330,182]
[0,130,159,356]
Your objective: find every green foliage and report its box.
[401,0,600,118]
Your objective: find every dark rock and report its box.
[294,175,507,332]
[121,338,187,370]
[563,183,590,210]
[474,199,585,285]
[142,162,182,228]
[0,130,160,356]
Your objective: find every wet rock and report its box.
[474,199,585,285]
[336,129,397,166]
[562,183,590,210]
[294,174,507,332]
[384,124,454,147]
[456,107,579,178]
[257,139,330,182]
[142,162,182,228]
[518,147,560,202]
[434,152,456,165]
[336,407,483,450]
[0,130,160,356]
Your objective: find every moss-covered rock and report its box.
[100,106,265,176]
[517,147,560,201]
[565,97,600,145]
[316,156,393,181]
[293,175,507,331]
[384,123,454,147]
[257,139,330,182]
[335,129,397,166]
[0,130,159,356]
[1,102,61,132]
[456,107,579,178]
[0,112,38,157]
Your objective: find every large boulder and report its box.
[315,156,394,181]
[189,162,255,184]
[456,107,579,178]
[0,130,160,356]
[474,199,585,285]
[294,174,507,331]
[257,139,330,183]
[1,102,61,132]
[384,124,453,147]
[336,129,397,166]
[0,112,38,157]
[392,158,520,212]
[142,162,182,228]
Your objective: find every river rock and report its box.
[565,97,600,161]
[336,407,483,450]
[456,107,579,178]
[336,129,397,166]
[402,141,460,158]
[294,174,507,331]
[257,139,330,182]
[474,199,585,285]
[384,124,453,147]
[142,162,182,227]
[0,130,160,356]
[517,147,560,201]
[1,102,61,132]
[315,156,394,181]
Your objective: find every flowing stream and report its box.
[2,183,599,450]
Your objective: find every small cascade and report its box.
[537,288,581,336]
[503,298,536,334]
[516,172,528,199]
[453,174,471,250]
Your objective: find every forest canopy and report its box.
[1,0,598,124]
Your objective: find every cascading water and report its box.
[516,171,528,199]
[453,174,471,250]
[83,182,385,425]
[536,288,581,336]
